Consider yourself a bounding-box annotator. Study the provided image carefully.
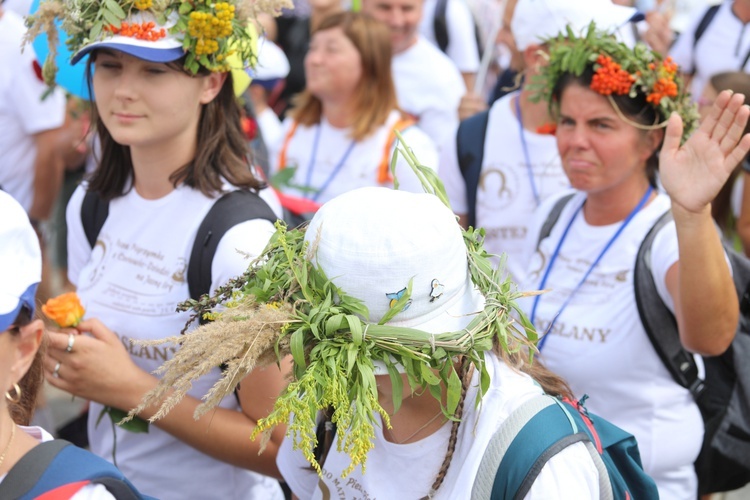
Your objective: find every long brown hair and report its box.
[85,55,264,200]
[708,72,750,234]
[7,307,45,426]
[289,11,399,141]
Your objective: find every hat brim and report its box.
[71,41,185,65]
[373,276,486,375]
[0,283,38,332]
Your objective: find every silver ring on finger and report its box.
[66,333,75,353]
[53,361,61,379]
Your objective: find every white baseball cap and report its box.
[0,192,41,332]
[304,188,485,345]
[247,37,290,82]
[512,0,640,51]
[71,11,185,65]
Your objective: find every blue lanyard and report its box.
[515,95,540,207]
[304,124,356,202]
[532,186,654,351]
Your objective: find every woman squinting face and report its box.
[556,83,660,197]
[305,27,363,104]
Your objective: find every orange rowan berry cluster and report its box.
[590,54,635,96]
[134,0,153,10]
[106,21,167,41]
[647,77,678,105]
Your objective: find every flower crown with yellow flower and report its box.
[528,22,699,143]
[25,0,292,86]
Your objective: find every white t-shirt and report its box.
[392,37,465,149]
[519,192,702,500]
[669,1,750,99]
[0,10,65,212]
[439,92,570,284]
[66,184,284,500]
[270,110,439,204]
[277,352,600,499]
[0,426,114,500]
[418,0,480,73]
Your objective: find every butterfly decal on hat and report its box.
[386,287,412,311]
[429,279,444,302]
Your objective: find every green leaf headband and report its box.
[526,22,699,144]
[24,0,292,86]
[125,136,538,477]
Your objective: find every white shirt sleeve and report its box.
[524,442,600,499]
[210,218,277,292]
[443,0,480,73]
[66,185,93,287]
[11,49,65,135]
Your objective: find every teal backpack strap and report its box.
[472,395,614,500]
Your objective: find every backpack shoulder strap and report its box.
[693,3,720,48]
[0,440,70,499]
[633,210,705,397]
[536,193,576,249]
[471,395,598,500]
[433,0,449,53]
[187,190,278,302]
[690,3,721,74]
[0,439,145,500]
[81,189,110,248]
[456,110,490,229]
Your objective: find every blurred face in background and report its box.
[362,0,423,54]
[305,26,364,103]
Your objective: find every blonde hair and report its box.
[289,11,399,141]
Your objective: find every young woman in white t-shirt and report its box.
[272,11,438,208]
[520,27,749,499]
[26,1,291,498]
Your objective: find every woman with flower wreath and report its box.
[24,1,294,498]
[519,25,750,499]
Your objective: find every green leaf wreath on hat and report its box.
[124,142,539,478]
[526,22,700,144]
[24,0,293,86]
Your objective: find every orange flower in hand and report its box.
[42,292,85,328]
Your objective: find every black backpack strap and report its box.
[187,190,277,302]
[690,3,720,74]
[433,0,449,53]
[633,210,705,398]
[536,193,576,248]
[81,189,110,248]
[456,109,490,229]
[693,3,720,47]
[0,440,71,498]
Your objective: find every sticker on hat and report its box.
[386,287,412,311]
[429,279,445,302]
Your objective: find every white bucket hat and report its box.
[0,192,41,332]
[511,0,640,51]
[304,188,485,341]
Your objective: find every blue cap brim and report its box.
[71,43,186,65]
[0,282,38,332]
